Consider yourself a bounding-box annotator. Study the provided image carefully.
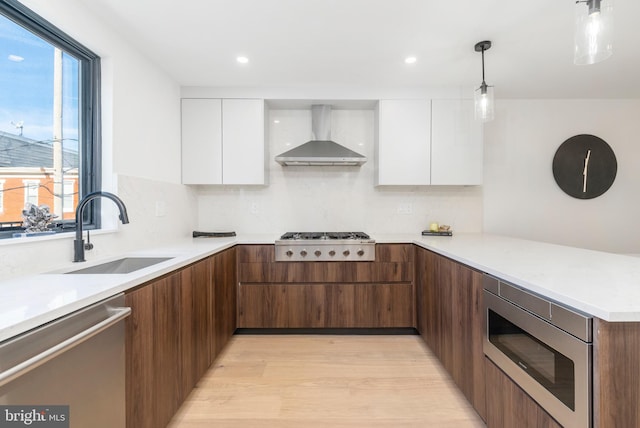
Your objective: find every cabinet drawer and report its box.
[238,244,414,283]
[237,283,414,328]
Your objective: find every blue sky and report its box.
[0,13,79,147]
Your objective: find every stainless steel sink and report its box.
[65,257,174,274]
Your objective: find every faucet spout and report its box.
[74,191,129,262]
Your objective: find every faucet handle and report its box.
[84,230,94,251]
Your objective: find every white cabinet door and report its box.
[376,100,431,185]
[181,98,222,184]
[222,99,266,185]
[430,99,483,185]
[181,98,266,185]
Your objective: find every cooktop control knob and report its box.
[314,250,322,257]
[300,249,307,257]
[357,249,365,256]
[329,250,336,257]
[285,250,293,257]
[343,250,350,257]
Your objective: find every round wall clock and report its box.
[552,134,617,199]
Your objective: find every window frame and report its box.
[62,179,74,213]
[23,179,40,206]
[0,0,102,236]
[0,179,4,213]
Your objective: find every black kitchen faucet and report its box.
[73,191,130,262]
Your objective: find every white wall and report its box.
[196,108,483,235]
[0,1,196,279]
[20,0,182,185]
[483,99,640,254]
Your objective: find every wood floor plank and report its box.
[168,335,485,428]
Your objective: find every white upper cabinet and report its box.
[375,100,431,185]
[181,98,266,185]
[375,99,482,186]
[431,99,483,185]
[181,98,222,184]
[221,99,266,185]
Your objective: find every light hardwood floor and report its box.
[169,334,486,428]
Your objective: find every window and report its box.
[0,1,100,237]
[23,179,39,205]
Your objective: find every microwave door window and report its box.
[488,310,575,410]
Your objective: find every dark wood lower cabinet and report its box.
[415,246,435,348]
[485,357,562,428]
[238,243,414,283]
[415,246,486,421]
[593,318,640,428]
[237,282,414,328]
[212,247,237,359]
[153,272,182,427]
[124,281,154,428]
[126,268,197,428]
[125,248,236,428]
[237,243,415,329]
[181,257,211,389]
[451,258,486,421]
[125,270,184,428]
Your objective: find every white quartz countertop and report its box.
[0,234,277,343]
[405,233,640,322]
[2,232,640,343]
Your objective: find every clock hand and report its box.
[582,149,591,193]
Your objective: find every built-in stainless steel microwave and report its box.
[482,275,592,428]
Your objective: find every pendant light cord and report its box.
[481,47,486,83]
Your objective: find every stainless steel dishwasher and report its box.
[0,294,131,427]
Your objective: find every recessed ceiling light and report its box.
[236,56,249,64]
[273,119,280,124]
[404,56,417,64]
[8,54,24,62]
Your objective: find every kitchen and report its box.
[1,0,640,427]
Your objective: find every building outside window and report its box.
[0,180,4,213]
[0,1,101,237]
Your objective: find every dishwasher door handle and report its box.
[0,306,131,388]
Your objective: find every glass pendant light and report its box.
[474,40,494,123]
[574,0,613,65]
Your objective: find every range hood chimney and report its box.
[274,105,367,166]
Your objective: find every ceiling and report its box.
[81,0,640,99]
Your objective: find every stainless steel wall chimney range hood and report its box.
[274,105,367,166]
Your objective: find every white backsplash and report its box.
[196,109,483,234]
[113,174,197,249]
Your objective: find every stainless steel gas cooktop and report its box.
[275,232,375,261]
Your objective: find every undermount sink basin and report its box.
[65,257,174,274]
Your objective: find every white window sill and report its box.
[0,228,118,247]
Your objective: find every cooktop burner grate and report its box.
[280,232,370,240]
